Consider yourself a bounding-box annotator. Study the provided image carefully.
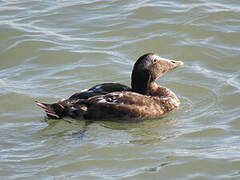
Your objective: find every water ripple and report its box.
[1,0,240,179]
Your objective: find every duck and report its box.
[36,53,183,120]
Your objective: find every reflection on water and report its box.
[1,0,240,179]
[38,117,179,145]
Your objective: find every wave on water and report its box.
[1,0,240,179]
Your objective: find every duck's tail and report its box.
[35,101,66,119]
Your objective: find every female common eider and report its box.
[36,53,183,120]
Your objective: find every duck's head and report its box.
[131,53,183,94]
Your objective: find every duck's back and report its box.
[68,83,131,101]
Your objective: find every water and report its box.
[0,0,240,179]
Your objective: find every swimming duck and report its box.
[36,53,183,120]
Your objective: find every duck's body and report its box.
[36,53,183,120]
[82,84,180,120]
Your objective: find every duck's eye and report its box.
[153,59,158,63]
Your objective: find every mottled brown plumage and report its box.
[35,53,183,120]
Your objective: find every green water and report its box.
[0,0,240,179]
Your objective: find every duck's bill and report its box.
[170,60,184,67]
[159,56,184,67]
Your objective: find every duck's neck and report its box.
[131,81,149,95]
[131,73,172,97]
[131,70,151,95]
[131,77,170,97]
[131,70,172,97]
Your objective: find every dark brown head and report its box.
[131,53,183,94]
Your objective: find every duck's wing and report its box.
[83,91,166,120]
[68,83,131,101]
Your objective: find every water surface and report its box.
[0,0,240,179]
